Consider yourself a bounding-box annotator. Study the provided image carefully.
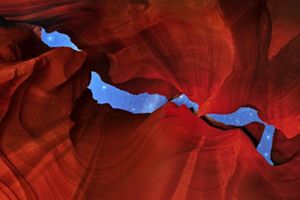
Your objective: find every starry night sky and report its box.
[41,29,275,165]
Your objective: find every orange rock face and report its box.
[0,0,299,199]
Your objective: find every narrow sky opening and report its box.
[41,29,275,165]
[88,72,168,113]
[209,108,275,164]
[41,28,80,51]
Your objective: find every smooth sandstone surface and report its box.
[0,0,299,199]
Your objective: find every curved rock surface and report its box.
[0,0,298,138]
[0,0,299,199]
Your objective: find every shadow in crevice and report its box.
[208,108,275,165]
[41,29,275,165]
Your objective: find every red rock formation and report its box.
[0,0,299,137]
[0,0,299,199]
[69,94,300,200]
[271,129,300,165]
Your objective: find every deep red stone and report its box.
[0,0,299,199]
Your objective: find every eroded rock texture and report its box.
[0,0,299,199]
